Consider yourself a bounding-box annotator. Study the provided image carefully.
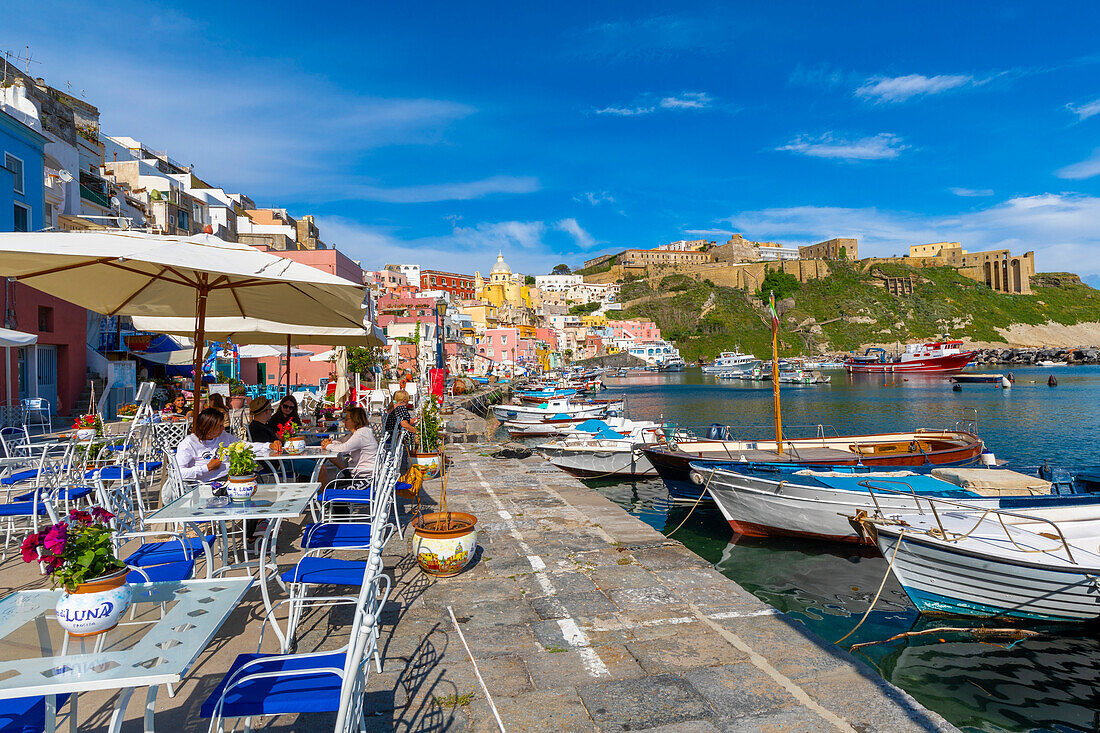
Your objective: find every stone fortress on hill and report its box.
[580,235,1036,296]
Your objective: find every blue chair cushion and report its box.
[13,487,94,503]
[199,651,345,718]
[137,461,163,472]
[0,502,50,517]
[299,523,372,550]
[280,557,367,586]
[124,536,216,566]
[125,559,195,583]
[0,694,71,733]
[86,465,133,480]
[0,469,38,486]
[318,486,371,504]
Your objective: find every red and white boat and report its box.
[844,340,976,374]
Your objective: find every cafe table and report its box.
[143,482,319,649]
[258,447,340,483]
[0,578,251,733]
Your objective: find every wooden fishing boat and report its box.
[645,429,986,501]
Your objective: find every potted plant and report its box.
[220,441,258,502]
[410,418,477,576]
[277,420,306,454]
[21,507,131,637]
[228,384,247,410]
[72,414,102,441]
[413,396,444,478]
[116,403,139,421]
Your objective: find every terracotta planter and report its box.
[226,473,257,502]
[229,395,246,409]
[55,567,131,637]
[413,452,441,478]
[411,511,478,577]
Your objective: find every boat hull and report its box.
[845,351,977,374]
[545,447,656,479]
[876,528,1100,621]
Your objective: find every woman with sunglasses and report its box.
[267,395,301,433]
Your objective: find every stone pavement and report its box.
[365,445,960,732]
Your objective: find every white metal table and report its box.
[259,448,340,483]
[144,483,318,648]
[0,578,251,733]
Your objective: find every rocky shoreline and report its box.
[970,346,1099,365]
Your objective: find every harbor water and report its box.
[521,366,1100,733]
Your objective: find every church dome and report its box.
[490,252,511,275]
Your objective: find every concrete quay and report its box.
[368,445,960,732]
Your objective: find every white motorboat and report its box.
[1037,360,1068,367]
[492,398,623,424]
[695,464,1053,542]
[864,497,1100,621]
[702,348,757,373]
[537,423,673,479]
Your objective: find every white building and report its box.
[758,245,800,262]
[386,264,420,285]
[534,274,583,292]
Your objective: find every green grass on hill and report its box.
[617,262,1100,361]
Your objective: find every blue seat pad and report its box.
[199,651,345,718]
[0,502,50,517]
[318,486,372,504]
[126,559,195,583]
[137,461,163,472]
[0,693,71,733]
[0,469,39,486]
[300,523,372,550]
[13,487,94,503]
[86,466,134,480]
[125,536,216,566]
[280,557,368,586]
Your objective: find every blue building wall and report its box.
[0,110,47,232]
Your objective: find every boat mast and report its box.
[769,291,783,455]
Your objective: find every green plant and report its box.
[524,275,536,285]
[21,508,124,591]
[756,270,801,301]
[433,693,475,708]
[552,263,571,275]
[219,441,258,476]
[420,397,443,453]
[569,301,601,315]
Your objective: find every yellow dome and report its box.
[490,251,511,275]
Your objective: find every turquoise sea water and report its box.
[530,366,1100,733]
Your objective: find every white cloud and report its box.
[555,218,597,249]
[725,193,1100,276]
[1067,98,1100,120]
[594,105,656,116]
[856,74,975,103]
[777,133,908,161]
[344,176,540,203]
[1055,149,1100,180]
[950,187,995,197]
[575,191,615,205]
[659,92,712,109]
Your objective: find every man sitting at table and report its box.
[175,408,282,488]
[247,397,279,442]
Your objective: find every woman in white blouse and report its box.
[320,406,379,484]
[175,408,282,485]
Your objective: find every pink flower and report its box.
[90,507,114,523]
[43,555,63,573]
[68,509,92,525]
[20,533,41,564]
[42,524,67,556]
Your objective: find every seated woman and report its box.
[162,391,190,417]
[319,407,379,486]
[174,408,282,488]
[267,395,301,434]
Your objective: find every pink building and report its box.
[249,247,365,285]
[365,269,412,292]
[581,334,604,360]
[607,319,661,342]
[534,327,558,350]
[476,328,536,365]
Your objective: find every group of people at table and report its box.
[171,389,416,491]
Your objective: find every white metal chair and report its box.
[21,398,51,434]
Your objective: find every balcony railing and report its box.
[80,183,110,209]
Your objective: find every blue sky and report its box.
[5,1,1100,279]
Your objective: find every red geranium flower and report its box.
[20,533,41,564]
[68,509,92,525]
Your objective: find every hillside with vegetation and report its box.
[615,264,1100,362]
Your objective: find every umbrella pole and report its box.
[286,334,291,396]
[191,284,209,424]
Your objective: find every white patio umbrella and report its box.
[308,349,337,363]
[333,346,350,408]
[234,344,314,359]
[0,231,367,419]
[0,327,36,409]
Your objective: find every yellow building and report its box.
[581,313,608,327]
[909,241,965,258]
[475,253,526,308]
[458,301,499,331]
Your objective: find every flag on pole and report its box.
[768,291,779,334]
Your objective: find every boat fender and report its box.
[689,470,705,485]
[952,383,962,392]
[1048,376,1058,387]
[1000,376,1012,389]
[979,450,996,466]
[705,424,724,440]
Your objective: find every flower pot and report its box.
[413,452,441,479]
[284,437,306,455]
[226,473,257,502]
[229,395,246,409]
[55,567,131,637]
[75,428,97,441]
[410,511,478,577]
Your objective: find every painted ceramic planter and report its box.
[411,511,478,577]
[55,568,131,637]
[413,452,442,479]
[75,428,97,441]
[284,437,306,455]
[226,473,257,502]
